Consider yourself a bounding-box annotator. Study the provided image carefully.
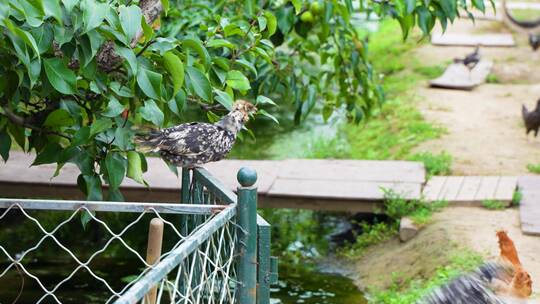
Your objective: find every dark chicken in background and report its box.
[522,99,540,138]
[135,100,257,168]
[530,34,540,51]
[454,46,481,71]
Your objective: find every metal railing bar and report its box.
[113,204,237,304]
[0,198,227,214]
[193,168,237,205]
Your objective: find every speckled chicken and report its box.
[522,99,540,138]
[135,100,257,167]
[418,231,533,304]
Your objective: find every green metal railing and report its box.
[0,166,277,304]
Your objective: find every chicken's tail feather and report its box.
[417,261,514,304]
[523,104,529,120]
[134,129,164,153]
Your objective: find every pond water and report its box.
[0,258,366,303]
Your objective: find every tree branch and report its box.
[1,107,72,140]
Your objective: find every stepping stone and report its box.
[423,176,517,206]
[518,176,540,236]
[429,60,493,90]
[431,33,515,47]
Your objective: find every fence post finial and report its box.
[236,166,258,304]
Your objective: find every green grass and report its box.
[481,199,506,210]
[340,221,399,258]
[340,191,448,257]
[486,73,500,84]
[368,250,483,303]
[408,151,452,177]
[527,163,540,174]
[512,189,522,206]
[342,20,446,161]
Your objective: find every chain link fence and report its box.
[0,167,275,304]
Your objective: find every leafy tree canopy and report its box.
[0,0,490,200]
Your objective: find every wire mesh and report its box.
[0,169,241,304]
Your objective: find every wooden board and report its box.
[431,33,515,47]
[430,60,493,90]
[267,178,422,200]
[422,176,446,200]
[518,176,540,236]
[279,159,425,183]
[455,176,483,201]
[0,152,426,210]
[423,176,517,206]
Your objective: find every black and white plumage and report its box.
[135,100,257,167]
[417,261,531,304]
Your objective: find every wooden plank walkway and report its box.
[431,33,515,47]
[429,60,493,90]
[0,152,425,212]
[423,176,517,206]
[518,176,540,236]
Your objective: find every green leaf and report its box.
[32,143,61,166]
[258,15,267,31]
[182,38,210,70]
[405,0,415,13]
[226,70,251,91]
[439,0,457,20]
[105,152,126,189]
[4,19,40,59]
[206,39,236,50]
[107,188,124,201]
[163,51,184,95]
[186,66,212,102]
[82,0,108,33]
[140,100,164,127]
[235,59,257,77]
[71,126,91,146]
[137,67,163,99]
[91,118,113,136]
[103,97,125,118]
[291,0,302,14]
[264,11,277,37]
[141,17,154,43]
[214,89,233,111]
[168,90,186,117]
[43,0,62,23]
[43,109,74,127]
[258,109,279,124]
[416,7,432,35]
[161,0,169,15]
[43,58,77,94]
[0,131,11,162]
[116,46,138,75]
[256,95,277,107]
[472,0,485,12]
[63,0,77,13]
[30,24,53,54]
[82,174,103,201]
[80,209,94,229]
[127,151,145,184]
[119,5,142,42]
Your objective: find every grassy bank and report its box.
[368,250,483,303]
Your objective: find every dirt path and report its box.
[411,19,540,175]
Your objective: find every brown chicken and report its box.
[522,99,540,138]
[497,230,533,298]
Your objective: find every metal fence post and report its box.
[236,167,258,304]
